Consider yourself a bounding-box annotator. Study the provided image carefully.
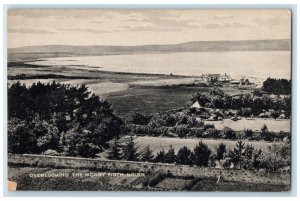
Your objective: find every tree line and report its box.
[125,111,289,142]
[191,88,290,117]
[107,136,290,173]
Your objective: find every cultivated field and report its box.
[134,136,281,154]
[203,118,290,132]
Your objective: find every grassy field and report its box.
[107,85,210,117]
[8,166,289,191]
[204,118,290,132]
[134,136,281,154]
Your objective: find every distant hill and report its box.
[8,39,290,61]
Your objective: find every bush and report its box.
[42,149,60,156]
[244,129,253,139]
[148,173,166,187]
[222,127,237,139]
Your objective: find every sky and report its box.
[7,9,291,48]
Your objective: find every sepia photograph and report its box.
[7,9,291,192]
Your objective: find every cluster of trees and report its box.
[191,88,291,117]
[125,111,289,142]
[107,138,212,167]
[262,78,291,95]
[126,111,202,128]
[107,136,290,173]
[8,82,123,157]
[125,111,210,137]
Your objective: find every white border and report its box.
[1,0,299,200]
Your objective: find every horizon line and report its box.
[8,38,291,49]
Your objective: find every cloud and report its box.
[8,28,56,34]
[8,9,114,19]
[128,26,183,32]
[202,22,249,29]
[255,16,287,26]
[121,12,200,32]
[59,28,111,33]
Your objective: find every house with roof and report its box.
[198,74,220,82]
[198,73,231,82]
[191,101,202,109]
[219,73,231,82]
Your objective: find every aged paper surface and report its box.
[7,9,291,191]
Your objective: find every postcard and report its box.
[7,9,291,191]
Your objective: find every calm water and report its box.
[28,51,291,79]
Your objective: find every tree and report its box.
[140,144,154,162]
[270,110,280,120]
[262,78,291,95]
[261,124,274,142]
[107,138,122,160]
[175,125,188,138]
[243,129,253,139]
[243,144,262,170]
[8,118,37,154]
[32,118,60,153]
[211,95,224,108]
[216,143,226,160]
[126,112,150,125]
[229,140,245,169]
[154,149,166,163]
[62,127,100,158]
[8,82,123,155]
[261,142,290,173]
[176,146,193,165]
[193,141,212,167]
[164,145,176,163]
[122,135,139,161]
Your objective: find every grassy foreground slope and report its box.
[8,167,289,191]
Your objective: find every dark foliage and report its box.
[107,138,122,160]
[139,145,154,162]
[193,141,212,167]
[262,78,291,95]
[216,143,226,160]
[122,135,139,161]
[176,146,193,165]
[8,81,123,156]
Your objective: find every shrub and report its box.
[148,173,166,187]
[222,127,237,139]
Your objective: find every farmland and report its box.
[203,118,290,132]
[133,136,282,154]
